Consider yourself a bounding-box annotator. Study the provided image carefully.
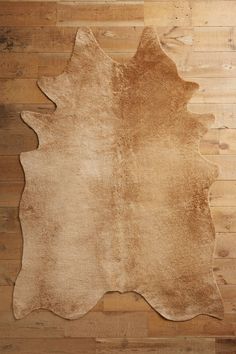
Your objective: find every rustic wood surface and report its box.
[0,0,236,353]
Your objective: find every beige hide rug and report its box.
[14,26,224,321]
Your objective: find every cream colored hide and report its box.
[14,26,224,321]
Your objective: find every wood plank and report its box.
[212,207,236,233]
[0,26,190,56]
[0,53,70,79]
[188,103,236,129]
[192,0,236,26]
[145,1,236,28]
[215,233,236,259]
[103,292,150,312]
[0,103,54,130]
[0,259,20,286]
[0,156,23,182]
[194,27,236,52]
[179,52,236,78]
[0,129,38,155]
[219,129,236,154]
[0,183,23,208]
[0,2,57,26]
[57,2,144,26]
[96,338,215,354]
[144,0,191,26]
[148,312,236,337]
[189,78,236,104]
[0,27,77,53]
[216,338,236,353]
[218,285,236,314]
[0,311,65,338]
[0,208,20,234]
[210,181,236,207]
[0,53,38,79]
[0,233,22,260]
[0,286,13,312]
[204,155,236,180]
[0,79,49,104]
[1,26,236,55]
[214,259,236,285]
[144,1,191,26]
[199,129,219,155]
[0,338,96,354]
[65,311,148,337]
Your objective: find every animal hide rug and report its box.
[14,26,224,321]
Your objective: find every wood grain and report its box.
[0,0,236,352]
[0,2,57,26]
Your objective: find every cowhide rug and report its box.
[14,26,224,321]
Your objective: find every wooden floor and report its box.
[0,0,236,353]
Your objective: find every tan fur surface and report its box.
[13,26,224,321]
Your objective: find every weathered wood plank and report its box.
[0,27,77,53]
[189,78,236,104]
[218,285,236,314]
[96,338,215,354]
[0,208,20,234]
[0,2,57,26]
[0,79,49,104]
[0,156,23,182]
[0,183,23,207]
[0,338,96,354]
[215,233,236,259]
[205,155,236,180]
[65,312,148,337]
[145,0,236,27]
[0,233,22,260]
[0,286,13,312]
[192,0,236,26]
[1,25,235,56]
[144,1,191,26]
[210,181,236,207]
[0,259,20,286]
[216,338,236,353]
[57,2,144,26]
[212,207,236,233]
[179,52,236,78]
[0,103,54,130]
[188,104,236,129]
[0,311,65,338]
[0,53,39,79]
[0,129,38,155]
[194,27,236,52]
[148,312,236,337]
[199,129,219,155]
[214,259,236,285]
[103,292,150,312]
[219,129,236,155]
